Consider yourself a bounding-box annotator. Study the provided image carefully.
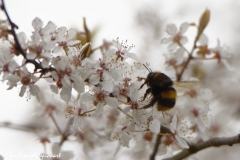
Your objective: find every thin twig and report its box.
[49,113,63,136]
[1,0,26,58]
[117,107,133,119]
[148,125,173,160]
[0,121,37,132]
[163,134,240,160]
[150,134,162,160]
[191,57,217,60]
[1,0,56,73]
[80,109,96,116]
[59,118,74,146]
[176,23,203,81]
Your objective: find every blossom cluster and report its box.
[0,9,234,160]
[161,22,232,71]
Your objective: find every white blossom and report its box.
[161,22,189,51]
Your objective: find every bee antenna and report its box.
[143,64,152,73]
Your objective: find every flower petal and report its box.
[52,143,60,155]
[17,32,27,48]
[57,27,67,36]
[127,52,138,61]
[29,84,40,96]
[105,97,119,108]
[67,40,81,46]
[95,102,104,116]
[60,86,72,102]
[102,80,113,92]
[120,132,131,147]
[67,28,77,40]
[60,151,75,160]
[179,22,189,34]
[166,23,177,36]
[175,47,184,58]
[89,74,100,85]
[112,39,121,49]
[198,33,208,45]
[123,106,131,114]
[149,119,161,134]
[73,80,85,93]
[27,52,37,60]
[168,42,178,51]
[170,114,177,131]
[175,135,189,148]
[19,85,27,97]
[8,60,18,72]
[32,17,43,30]
[180,36,188,45]
[50,84,58,94]
[80,93,93,103]
[161,37,172,44]
[42,21,56,34]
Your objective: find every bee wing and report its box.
[173,81,201,93]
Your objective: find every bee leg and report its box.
[139,82,146,90]
[142,97,157,109]
[139,78,149,90]
[141,88,151,101]
[142,104,152,109]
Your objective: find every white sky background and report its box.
[0,0,240,160]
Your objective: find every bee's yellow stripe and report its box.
[161,90,177,99]
[157,104,173,111]
[153,72,161,79]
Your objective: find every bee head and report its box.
[139,64,155,89]
[143,64,153,84]
[143,64,152,73]
[146,72,156,80]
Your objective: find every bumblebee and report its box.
[139,66,177,111]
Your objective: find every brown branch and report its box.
[149,125,173,160]
[1,0,26,58]
[117,107,133,119]
[150,134,162,160]
[49,113,63,135]
[176,43,195,81]
[1,0,56,73]
[163,134,240,160]
[0,121,37,132]
[176,9,210,81]
[59,118,74,146]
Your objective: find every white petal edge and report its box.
[105,97,119,108]
[166,23,177,36]
[149,119,161,134]
[179,22,189,34]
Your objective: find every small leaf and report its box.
[80,42,91,59]
[189,22,196,26]
[197,9,210,38]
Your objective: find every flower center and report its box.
[21,76,31,85]
[72,55,81,67]
[173,34,181,43]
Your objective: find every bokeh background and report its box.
[1,0,240,159]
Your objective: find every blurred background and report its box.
[1,0,240,159]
